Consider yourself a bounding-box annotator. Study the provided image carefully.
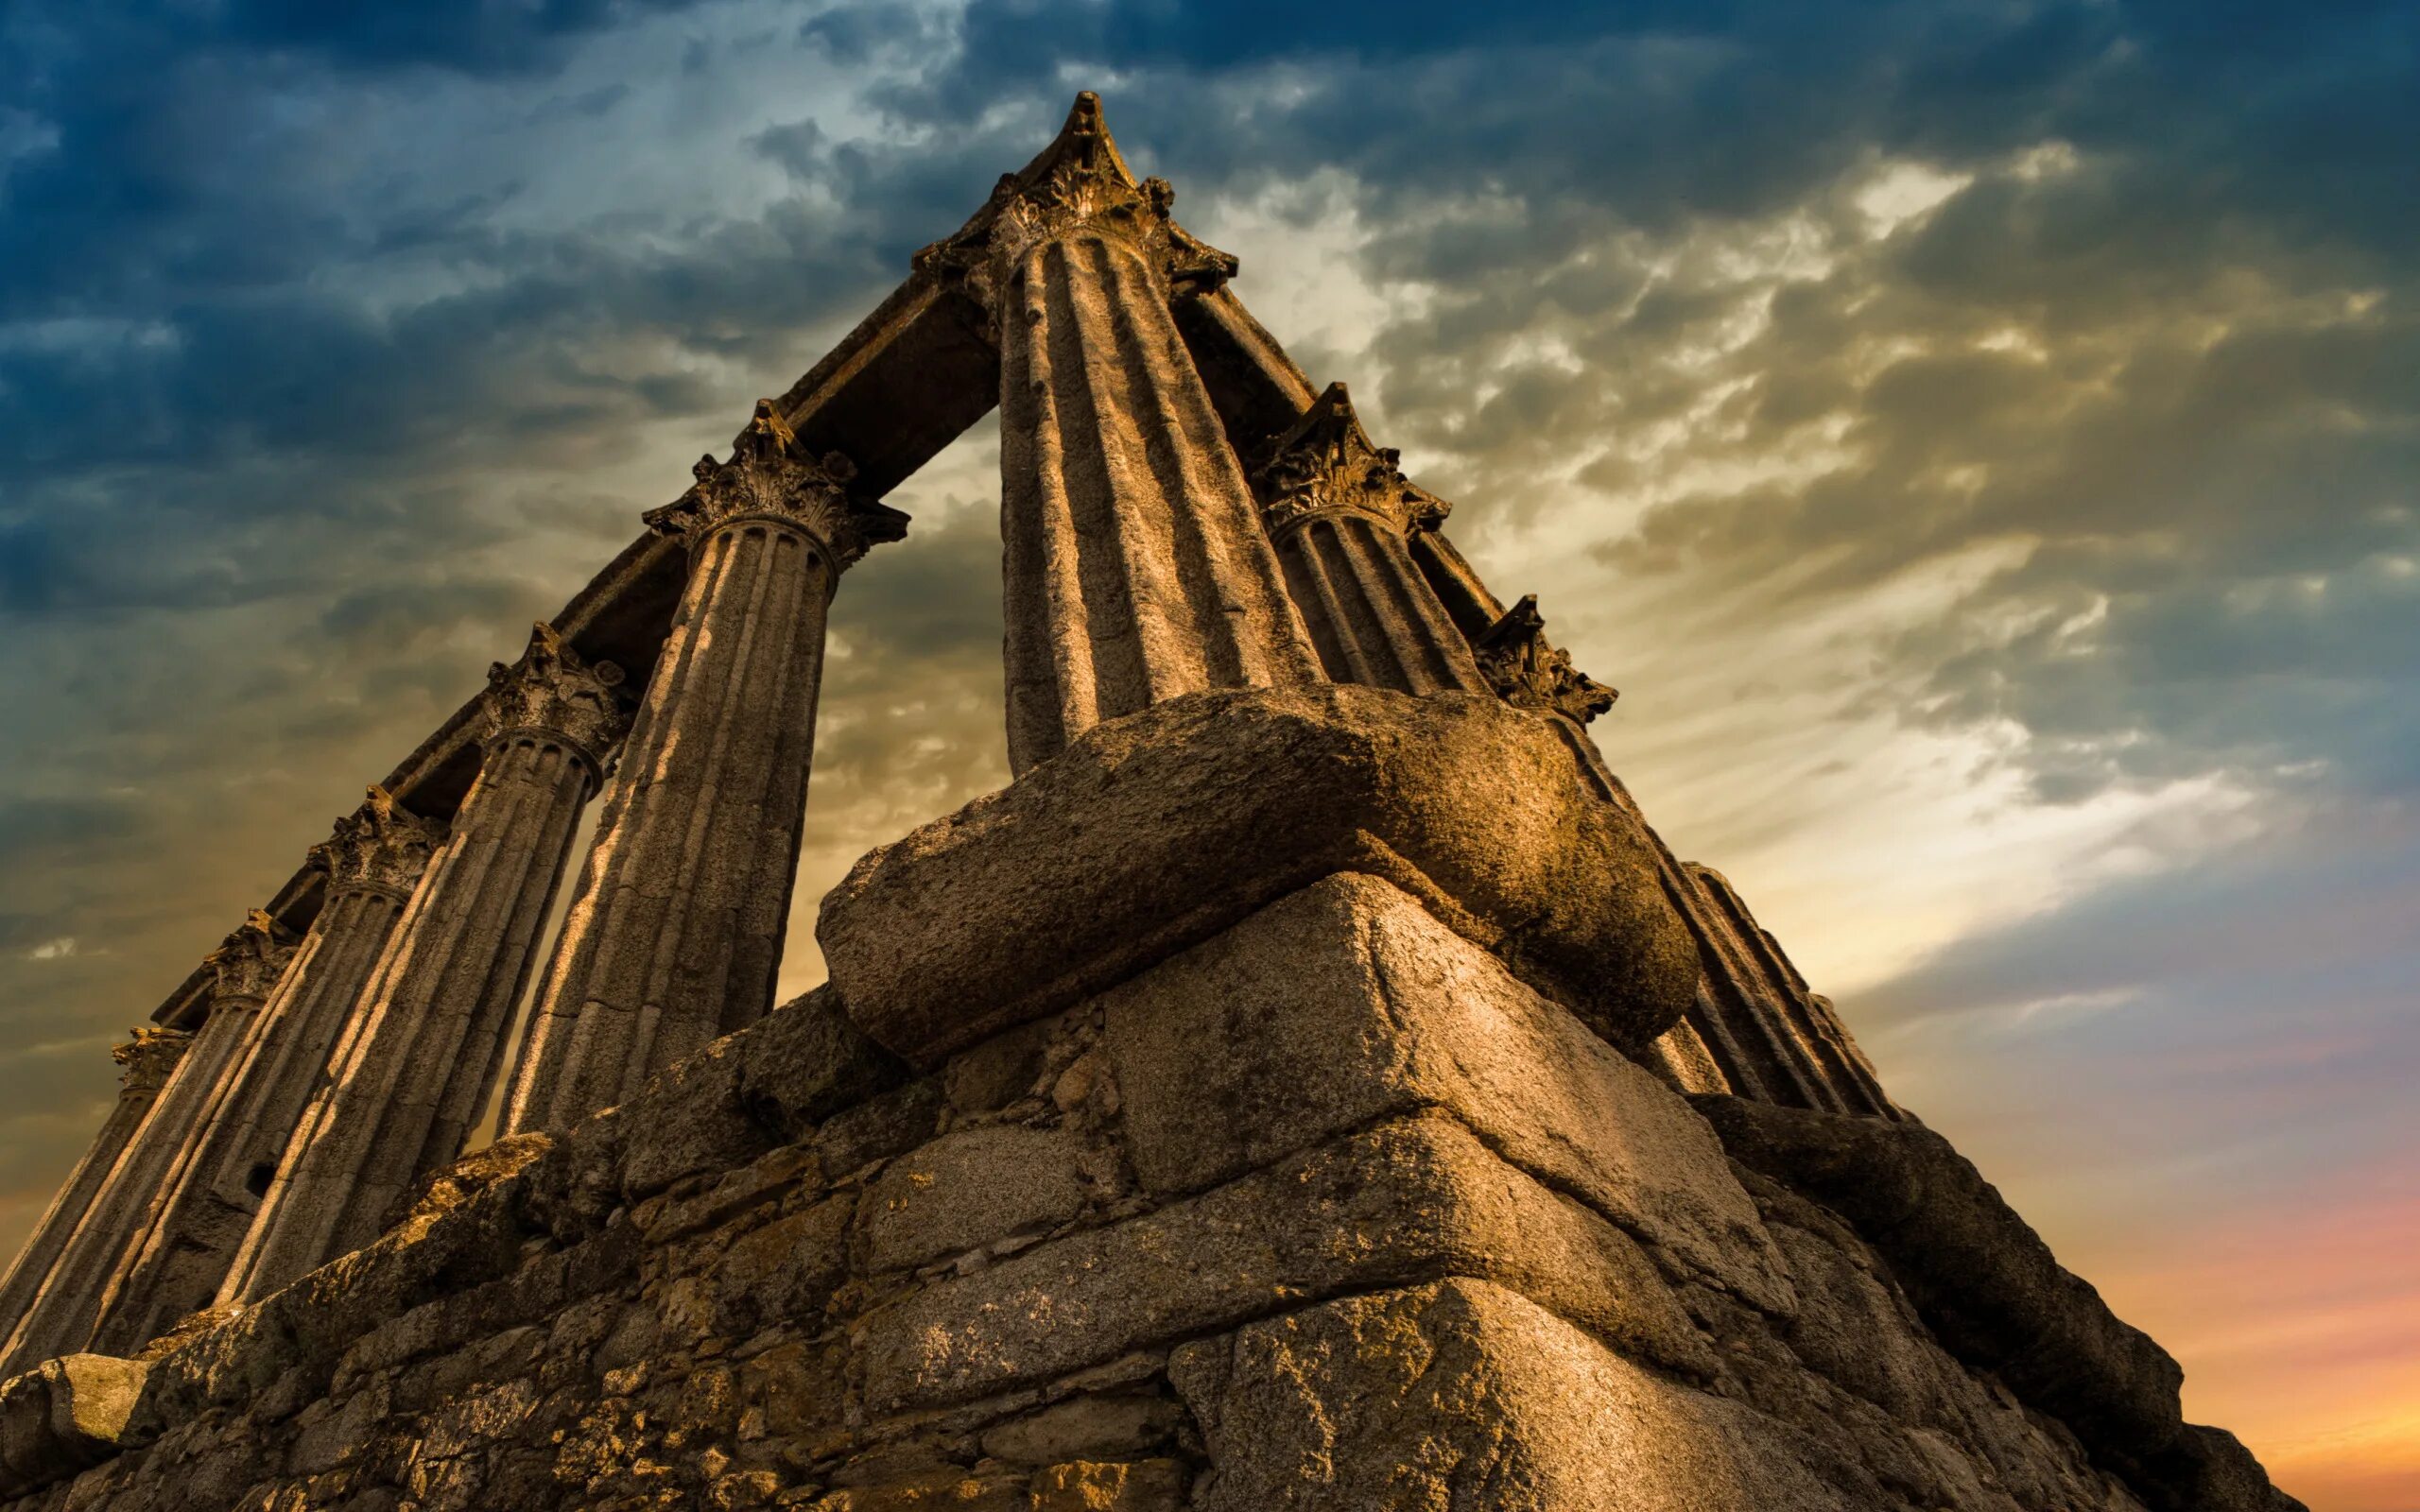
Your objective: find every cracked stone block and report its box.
[1171,1279,1845,1512]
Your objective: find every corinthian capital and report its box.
[1253,383,1452,541]
[644,400,908,571]
[310,785,447,902]
[204,909,300,1011]
[912,92,1237,318]
[112,1026,193,1093]
[482,622,633,773]
[1474,595,1618,727]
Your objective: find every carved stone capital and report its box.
[1253,382,1451,541]
[309,785,447,903]
[481,622,634,776]
[1474,595,1618,727]
[912,92,1237,322]
[203,909,300,1013]
[644,400,909,572]
[112,1027,193,1093]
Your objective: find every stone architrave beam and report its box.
[220,625,631,1302]
[0,915,296,1376]
[502,403,908,1136]
[918,93,1323,773]
[83,788,447,1354]
[0,1032,188,1350]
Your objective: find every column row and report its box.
[0,913,295,1375]
[4,399,906,1356]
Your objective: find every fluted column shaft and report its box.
[85,792,442,1352]
[1677,864,1897,1118]
[918,94,1320,774]
[504,403,902,1134]
[0,916,294,1374]
[222,627,627,1302]
[996,232,1322,770]
[0,1031,188,1349]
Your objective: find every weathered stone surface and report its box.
[0,88,2298,1512]
[820,683,1697,1066]
[915,94,1321,775]
[1668,864,1899,1120]
[92,792,443,1356]
[730,987,912,1143]
[379,1133,553,1234]
[1697,1094,2306,1512]
[0,1357,149,1499]
[1100,871,1791,1312]
[857,1112,1711,1413]
[977,1395,1182,1466]
[1170,1279,1844,1512]
[1029,1458,1184,1511]
[856,1124,1093,1274]
[1,913,296,1376]
[0,1034,188,1368]
[1251,383,1487,697]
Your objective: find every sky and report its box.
[0,1,2413,1505]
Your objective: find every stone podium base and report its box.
[0,694,2299,1511]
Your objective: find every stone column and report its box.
[0,915,295,1375]
[501,403,906,1136]
[221,625,630,1302]
[85,789,446,1352]
[1675,863,1899,1118]
[916,93,1322,774]
[0,1031,189,1348]
[1249,382,1490,696]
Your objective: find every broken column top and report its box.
[913,92,1238,314]
[479,621,633,779]
[643,399,909,572]
[1253,381,1452,539]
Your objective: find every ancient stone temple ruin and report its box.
[0,95,2300,1512]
